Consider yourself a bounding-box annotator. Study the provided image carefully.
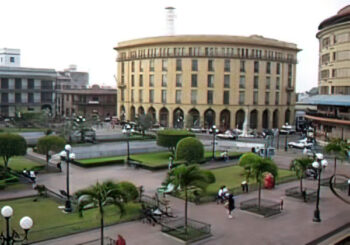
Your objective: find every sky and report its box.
[0,0,348,92]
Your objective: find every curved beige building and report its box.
[317,5,350,95]
[114,35,299,131]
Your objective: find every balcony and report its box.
[118,83,126,89]
[286,86,294,92]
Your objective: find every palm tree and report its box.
[76,181,128,245]
[324,138,349,180]
[290,157,313,194]
[167,164,215,230]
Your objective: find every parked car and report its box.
[69,129,96,143]
[288,140,313,149]
[217,130,237,140]
[190,127,206,133]
[280,124,296,135]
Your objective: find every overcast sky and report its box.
[0,0,348,92]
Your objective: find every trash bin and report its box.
[264,173,275,189]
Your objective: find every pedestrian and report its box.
[57,162,62,172]
[116,234,126,245]
[280,197,284,211]
[241,181,248,193]
[302,189,307,202]
[227,193,235,219]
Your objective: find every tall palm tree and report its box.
[324,138,349,180]
[290,157,313,194]
[167,164,215,230]
[76,181,128,245]
[241,153,278,209]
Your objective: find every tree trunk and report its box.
[300,177,303,194]
[258,180,261,209]
[100,215,104,245]
[334,157,337,183]
[185,188,188,233]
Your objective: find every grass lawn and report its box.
[78,156,126,165]
[0,156,44,172]
[0,128,47,133]
[0,197,141,243]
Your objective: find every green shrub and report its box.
[157,130,195,154]
[0,182,6,190]
[175,137,204,164]
[0,133,27,169]
[37,135,66,163]
[118,181,139,201]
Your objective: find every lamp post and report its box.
[211,125,218,160]
[0,206,33,245]
[312,153,328,222]
[122,124,134,164]
[60,144,75,213]
[284,133,288,152]
[348,179,350,196]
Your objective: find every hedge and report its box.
[73,159,125,168]
[176,137,204,163]
[156,129,195,150]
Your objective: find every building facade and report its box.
[115,35,299,131]
[317,5,350,95]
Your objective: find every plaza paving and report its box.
[2,137,350,244]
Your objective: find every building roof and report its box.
[0,66,57,77]
[115,34,299,51]
[298,95,350,107]
[60,88,116,95]
[318,5,350,30]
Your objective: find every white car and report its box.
[217,130,237,140]
[280,124,296,135]
[288,141,313,149]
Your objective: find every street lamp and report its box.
[348,179,350,196]
[211,125,218,160]
[60,144,75,213]
[312,153,328,222]
[0,206,33,245]
[122,124,134,164]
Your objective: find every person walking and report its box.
[227,193,235,219]
[116,234,126,245]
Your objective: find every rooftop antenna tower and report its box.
[165,6,176,36]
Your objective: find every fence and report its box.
[76,237,116,245]
[240,198,281,217]
[161,217,211,243]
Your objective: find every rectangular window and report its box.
[224,75,230,88]
[276,63,280,75]
[27,79,34,89]
[265,92,270,105]
[288,77,292,87]
[288,64,292,77]
[10,57,15,63]
[176,74,182,87]
[41,92,52,103]
[131,61,135,72]
[121,90,124,102]
[224,59,230,72]
[239,75,245,89]
[276,77,280,90]
[254,61,259,73]
[162,59,168,71]
[191,90,197,104]
[207,90,213,104]
[15,93,21,103]
[254,76,259,89]
[161,90,167,103]
[139,90,143,102]
[41,80,53,90]
[239,91,245,105]
[1,78,8,89]
[28,93,34,103]
[176,59,182,71]
[240,60,245,72]
[253,91,258,105]
[266,77,271,90]
[208,75,214,88]
[139,74,143,87]
[149,90,154,103]
[176,90,182,104]
[15,78,21,89]
[208,60,214,72]
[162,74,167,87]
[139,61,143,72]
[131,75,135,87]
[192,60,198,71]
[275,92,279,105]
[223,91,229,105]
[121,75,124,84]
[266,62,271,74]
[149,60,154,72]
[149,75,154,87]
[191,74,197,87]
[131,90,134,102]
[287,92,291,105]
[121,62,125,74]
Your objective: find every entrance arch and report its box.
[130,106,136,122]
[273,109,279,128]
[147,107,156,124]
[285,109,291,124]
[250,110,258,129]
[220,109,231,131]
[120,105,125,121]
[204,109,216,128]
[173,108,184,128]
[235,109,245,130]
[138,106,145,116]
[262,109,269,129]
[159,107,169,127]
[188,108,200,127]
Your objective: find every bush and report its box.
[175,137,204,164]
[157,130,195,153]
[0,133,27,169]
[118,181,139,201]
[37,135,66,162]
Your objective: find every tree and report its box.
[290,157,313,194]
[136,114,153,137]
[324,138,349,179]
[76,181,129,245]
[239,152,261,183]
[0,134,27,171]
[175,137,204,164]
[166,164,215,231]
[239,153,278,209]
[157,130,195,154]
[37,135,66,164]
